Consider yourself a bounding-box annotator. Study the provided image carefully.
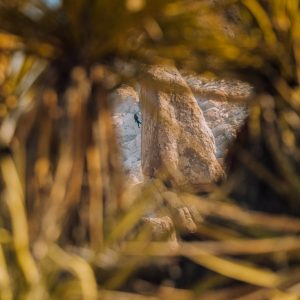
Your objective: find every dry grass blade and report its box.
[0,244,12,300]
[48,244,98,300]
[104,255,147,290]
[241,0,277,46]
[0,32,22,52]
[41,144,73,243]
[121,242,285,287]
[234,288,299,300]
[198,285,258,300]
[0,154,45,299]
[183,194,300,233]
[106,180,164,246]
[188,251,283,288]
[87,144,104,250]
[122,235,300,257]
[100,289,159,300]
[188,237,300,255]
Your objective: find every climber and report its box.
[134,113,142,128]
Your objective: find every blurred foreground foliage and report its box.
[0,0,299,299]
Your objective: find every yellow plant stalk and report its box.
[0,154,45,299]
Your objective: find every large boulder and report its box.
[111,73,250,186]
[139,65,225,189]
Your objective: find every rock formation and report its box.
[186,75,250,161]
[139,65,225,189]
[111,86,143,184]
[111,69,251,187]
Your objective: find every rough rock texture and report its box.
[139,66,225,188]
[111,72,251,185]
[185,73,251,160]
[197,100,247,159]
[184,73,253,103]
[111,86,143,184]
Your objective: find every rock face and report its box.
[198,100,247,160]
[139,66,225,188]
[111,71,250,186]
[111,86,143,184]
[184,74,251,161]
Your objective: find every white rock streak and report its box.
[111,85,143,184]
